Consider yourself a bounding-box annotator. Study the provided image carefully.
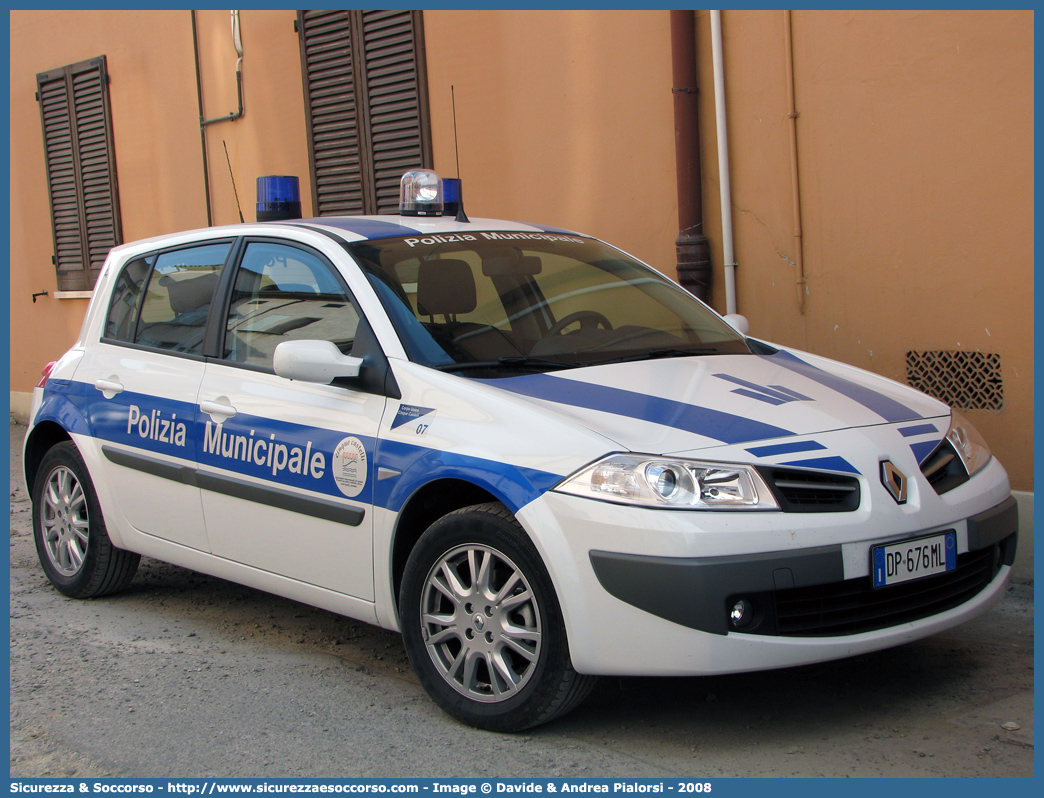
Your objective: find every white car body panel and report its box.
[24,209,1017,685]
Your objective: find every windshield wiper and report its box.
[584,348,724,366]
[434,356,580,374]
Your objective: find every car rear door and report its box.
[76,239,235,552]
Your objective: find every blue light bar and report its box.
[442,177,469,223]
[442,177,462,206]
[257,175,302,222]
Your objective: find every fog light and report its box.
[729,599,753,629]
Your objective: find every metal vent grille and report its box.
[906,351,1003,411]
[756,467,861,513]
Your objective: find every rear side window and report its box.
[222,241,361,369]
[104,241,232,354]
[104,254,155,341]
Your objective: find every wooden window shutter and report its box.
[299,10,432,216]
[36,56,122,291]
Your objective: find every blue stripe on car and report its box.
[33,380,94,436]
[374,439,560,514]
[38,381,559,513]
[899,423,940,437]
[765,350,924,423]
[745,440,826,457]
[520,223,582,235]
[778,455,860,474]
[483,373,794,445]
[293,218,423,240]
[910,440,942,464]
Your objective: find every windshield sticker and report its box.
[402,231,586,248]
[332,436,368,498]
[391,404,436,431]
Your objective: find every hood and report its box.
[481,347,950,455]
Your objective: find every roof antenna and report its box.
[452,85,461,179]
[223,139,244,223]
[449,85,469,223]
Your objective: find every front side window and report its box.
[223,242,360,369]
[348,234,750,376]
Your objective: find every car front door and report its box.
[196,238,386,601]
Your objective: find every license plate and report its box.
[871,531,957,588]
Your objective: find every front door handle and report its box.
[200,399,237,421]
[94,378,124,399]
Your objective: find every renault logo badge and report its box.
[881,461,908,504]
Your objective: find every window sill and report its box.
[53,290,93,300]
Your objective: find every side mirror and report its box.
[273,340,362,384]
[722,314,750,336]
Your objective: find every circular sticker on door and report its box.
[332,436,368,498]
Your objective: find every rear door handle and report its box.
[94,378,124,399]
[200,399,237,421]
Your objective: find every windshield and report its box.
[347,232,750,376]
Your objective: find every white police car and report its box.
[25,169,1017,731]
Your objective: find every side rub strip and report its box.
[102,446,365,527]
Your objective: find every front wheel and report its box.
[32,441,140,598]
[400,503,596,731]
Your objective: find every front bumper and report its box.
[516,456,1016,677]
[590,495,1017,636]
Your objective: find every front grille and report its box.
[920,438,970,495]
[735,545,997,637]
[757,467,861,513]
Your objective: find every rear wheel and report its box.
[400,503,596,731]
[32,442,139,598]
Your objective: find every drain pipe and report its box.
[709,10,737,316]
[670,10,712,303]
[193,10,246,227]
[200,10,245,127]
[191,11,213,226]
[784,10,808,313]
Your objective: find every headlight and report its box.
[946,409,992,477]
[554,454,778,510]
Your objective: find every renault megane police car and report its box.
[25,169,1018,731]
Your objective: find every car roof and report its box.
[106,215,586,259]
[290,215,583,242]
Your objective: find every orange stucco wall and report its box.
[9,9,308,394]
[421,10,678,277]
[693,10,1033,489]
[8,9,1033,490]
[10,10,202,392]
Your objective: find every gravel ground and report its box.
[8,422,1034,778]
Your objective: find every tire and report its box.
[399,502,597,731]
[32,441,140,598]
